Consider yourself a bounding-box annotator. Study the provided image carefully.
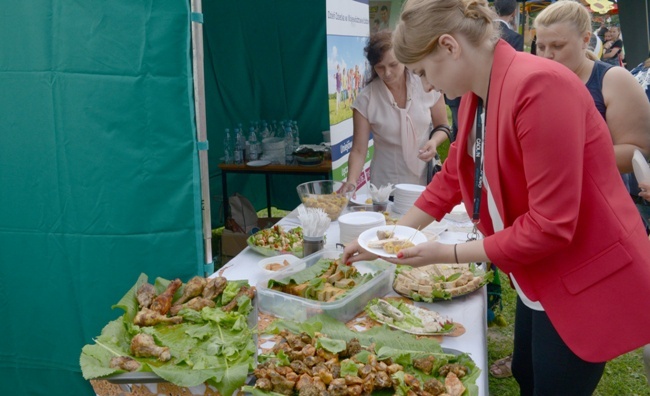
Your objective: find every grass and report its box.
[487,279,650,395]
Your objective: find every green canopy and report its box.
[0,0,203,393]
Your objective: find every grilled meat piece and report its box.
[255,377,272,391]
[130,333,171,362]
[136,282,157,309]
[169,297,215,315]
[439,363,468,378]
[149,279,182,315]
[202,276,228,300]
[423,378,446,396]
[109,356,141,372]
[413,355,436,374]
[173,276,206,306]
[133,307,183,327]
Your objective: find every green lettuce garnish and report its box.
[80,273,256,396]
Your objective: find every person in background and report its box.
[535,0,650,199]
[631,57,650,101]
[601,25,623,66]
[341,67,349,109]
[489,0,650,379]
[493,0,523,51]
[379,5,390,31]
[334,64,342,114]
[345,30,450,190]
[343,0,650,394]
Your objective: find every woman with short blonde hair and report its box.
[535,0,650,187]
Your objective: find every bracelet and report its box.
[432,125,452,142]
[453,244,459,264]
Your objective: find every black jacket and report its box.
[498,21,524,52]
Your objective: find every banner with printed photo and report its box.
[369,1,391,34]
[326,0,371,190]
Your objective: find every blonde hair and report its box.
[534,0,591,37]
[534,1,593,59]
[393,0,499,64]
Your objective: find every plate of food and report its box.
[365,298,458,335]
[393,262,493,301]
[247,225,304,257]
[350,193,373,205]
[358,225,427,258]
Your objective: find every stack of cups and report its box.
[262,137,286,164]
[338,212,386,245]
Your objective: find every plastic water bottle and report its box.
[292,120,300,149]
[261,121,270,139]
[248,127,259,161]
[271,120,278,137]
[284,125,294,164]
[234,128,244,164]
[223,128,233,164]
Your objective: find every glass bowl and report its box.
[296,180,356,220]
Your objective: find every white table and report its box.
[216,206,488,396]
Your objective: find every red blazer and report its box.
[416,40,650,362]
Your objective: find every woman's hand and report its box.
[342,239,378,265]
[383,239,448,267]
[417,139,438,162]
[639,182,650,201]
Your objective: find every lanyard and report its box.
[468,98,485,241]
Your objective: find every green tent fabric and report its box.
[202,0,330,226]
[0,1,203,394]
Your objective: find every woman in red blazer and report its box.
[343,0,650,394]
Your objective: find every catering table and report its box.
[215,205,489,396]
[218,160,332,224]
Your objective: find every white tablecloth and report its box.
[215,206,488,396]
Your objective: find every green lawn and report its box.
[487,280,650,395]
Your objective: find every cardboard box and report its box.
[220,217,281,264]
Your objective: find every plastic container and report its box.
[256,249,393,322]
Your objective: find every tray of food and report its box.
[256,249,393,323]
[247,224,304,257]
[393,263,493,302]
[244,314,480,396]
[365,298,458,335]
[80,274,258,396]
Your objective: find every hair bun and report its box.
[462,0,492,23]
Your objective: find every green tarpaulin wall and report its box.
[202,1,330,227]
[0,1,203,394]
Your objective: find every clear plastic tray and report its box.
[256,249,393,322]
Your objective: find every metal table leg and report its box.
[222,171,229,225]
[266,173,272,218]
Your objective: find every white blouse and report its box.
[352,71,442,187]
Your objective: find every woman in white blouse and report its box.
[346,30,450,189]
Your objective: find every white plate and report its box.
[351,193,373,205]
[247,160,271,167]
[633,149,650,184]
[358,225,428,258]
[338,211,386,226]
[258,254,302,273]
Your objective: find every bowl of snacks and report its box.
[296,180,356,221]
[258,254,303,273]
